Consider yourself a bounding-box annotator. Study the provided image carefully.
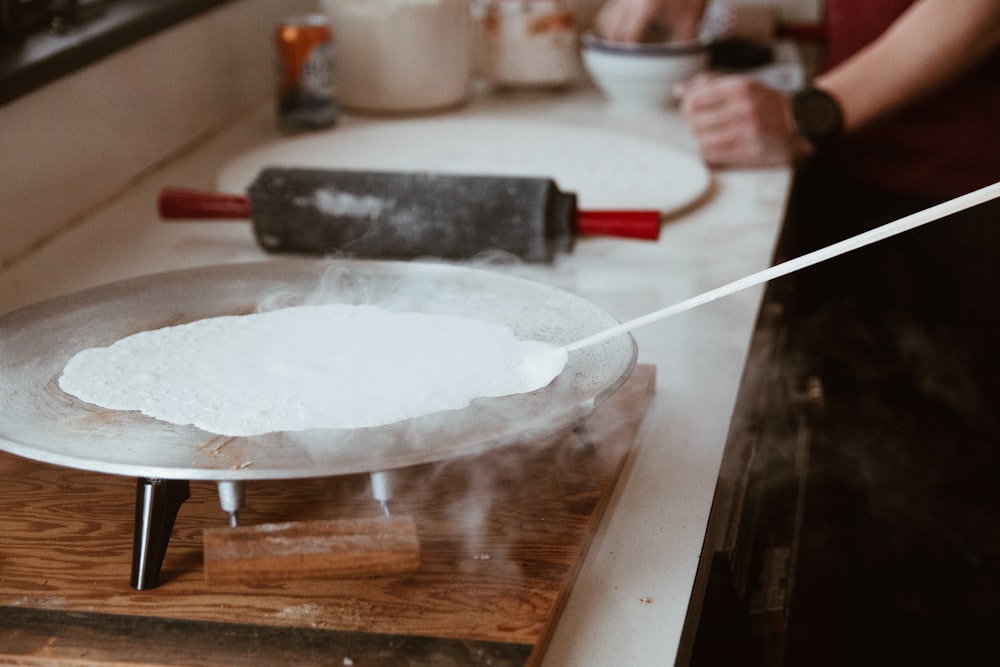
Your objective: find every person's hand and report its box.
[595,0,707,42]
[678,74,814,167]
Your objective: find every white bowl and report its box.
[581,31,708,109]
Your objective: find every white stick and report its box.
[565,181,1000,353]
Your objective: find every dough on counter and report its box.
[58,304,568,437]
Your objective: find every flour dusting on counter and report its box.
[58,304,567,436]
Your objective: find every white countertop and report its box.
[0,82,789,664]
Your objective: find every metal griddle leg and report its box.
[216,480,246,527]
[370,471,394,517]
[130,478,190,590]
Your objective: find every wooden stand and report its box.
[203,516,421,583]
[0,366,655,666]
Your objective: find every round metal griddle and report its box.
[0,260,636,481]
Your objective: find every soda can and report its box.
[274,14,336,131]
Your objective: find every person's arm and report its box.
[594,0,707,42]
[816,0,1000,133]
[679,0,1000,167]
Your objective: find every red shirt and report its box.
[823,0,1000,200]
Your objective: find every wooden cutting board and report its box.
[0,365,655,665]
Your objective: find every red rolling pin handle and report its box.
[157,188,252,220]
[575,209,661,240]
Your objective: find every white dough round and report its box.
[58,304,568,436]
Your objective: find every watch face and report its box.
[794,88,843,144]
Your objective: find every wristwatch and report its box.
[791,86,844,149]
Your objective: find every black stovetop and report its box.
[687,183,1000,667]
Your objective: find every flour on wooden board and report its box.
[58,304,568,437]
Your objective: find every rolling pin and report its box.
[158,167,661,263]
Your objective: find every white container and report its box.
[477,0,580,88]
[320,0,471,113]
[580,31,707,109]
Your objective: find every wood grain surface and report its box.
[203,516,422,583]
[0,365,655,665]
